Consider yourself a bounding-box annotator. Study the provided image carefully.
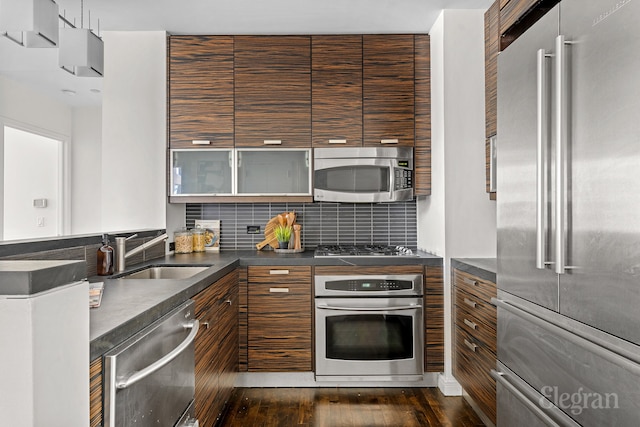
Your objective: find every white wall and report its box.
[71,107,102,235]
[417,9,497,395]
[0,76,73,239]
[101,31,167,233]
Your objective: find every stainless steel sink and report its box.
[118,265,210,280]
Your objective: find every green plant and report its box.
[274,224,292,242]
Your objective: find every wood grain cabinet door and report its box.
[234,36,311,148]
[363,35,415,147]
[193,270,239,426]
[247,266,312,371]
[168,36,234,148]
[311,35,363,147]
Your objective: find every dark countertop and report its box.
[451,258,496,283]
[0,260,86,295]
[89,249,441,360]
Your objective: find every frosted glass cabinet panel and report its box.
[237,149,311,195]
[171,149,233,196]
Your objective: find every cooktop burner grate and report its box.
[314,244,416,257]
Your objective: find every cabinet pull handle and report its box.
[463,298,477,308]
[202,321,209,329]
[464,339,478,352]
[329,139,347,144]
[269,288,289,293]
[225,299,232,305]
[463,319,478,330]
[263,140,282,145]
[192,140,211,145]
[269,269,290,275]
[462,277,479,287]
[380,138,399,144]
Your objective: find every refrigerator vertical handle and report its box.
[536,48,551,270]
[555,35,570,274]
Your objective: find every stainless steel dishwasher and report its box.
[104,300,199,427]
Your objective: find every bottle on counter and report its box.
[97,234,114,276]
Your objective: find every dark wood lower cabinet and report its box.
[194,270,239,426]
[247,266,312,372]
[452,267,497,425]
[89,358,102,427]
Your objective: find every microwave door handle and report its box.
[388,162,395,200]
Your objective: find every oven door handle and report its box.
[116,319,199,390]
[316,303,421,311]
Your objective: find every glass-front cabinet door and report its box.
[236,149,311,195]
[171,149,233,196]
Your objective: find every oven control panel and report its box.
[326,279,413,292]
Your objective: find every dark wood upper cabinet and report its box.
[414,34,431,197]
[500,0,560,50]
[234,36,311,147]
[168,36,234,148]
[311,35,363,147]
[363,34,415,147]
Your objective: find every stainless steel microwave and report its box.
[313,147,414,203]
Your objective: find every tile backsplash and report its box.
[186,201,417,250]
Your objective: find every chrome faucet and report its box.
[115,232,168,273]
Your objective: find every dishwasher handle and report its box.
[116,319,199,390]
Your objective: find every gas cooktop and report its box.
[314,244,416,257]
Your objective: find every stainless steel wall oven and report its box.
[314,274,424,381]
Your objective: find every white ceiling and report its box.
[0,0,492,108]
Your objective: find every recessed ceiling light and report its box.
[62,89,77,96]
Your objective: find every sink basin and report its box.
[119,266,210,280]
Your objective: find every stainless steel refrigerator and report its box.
[496,0,640,425]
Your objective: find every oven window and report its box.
[315,166,390,193]
[325,314,413,360]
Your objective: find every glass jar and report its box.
[192,228,206,252]
[174,228,193,254]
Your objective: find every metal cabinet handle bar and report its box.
[462,277,479,286]
[463,298,477,308]
[463,319,478,330]
[493,298,640,375]
[116,319,200,390]
[317,304,421,311]
[536,48,552,270]
[464,339,478,352]
[491,370,569,427]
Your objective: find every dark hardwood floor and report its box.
[219,387,485,427]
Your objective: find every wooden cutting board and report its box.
[256,211,296,250]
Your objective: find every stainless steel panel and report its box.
[497,295,640,425]
[314,274,423,297]
[104,301,196,427]
[314,297,423,380]
[494,362,579,427]
[497,6,560,310]
[556,0,640,346]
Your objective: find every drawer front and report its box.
[455,300,497,356]
[248,265,312,284]
[454,325,497,423]
[455,287,495,324]
[248,282,311,371]
[453,269,496,304]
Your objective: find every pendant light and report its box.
[58,0,103,77]
[0,0,59,47]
